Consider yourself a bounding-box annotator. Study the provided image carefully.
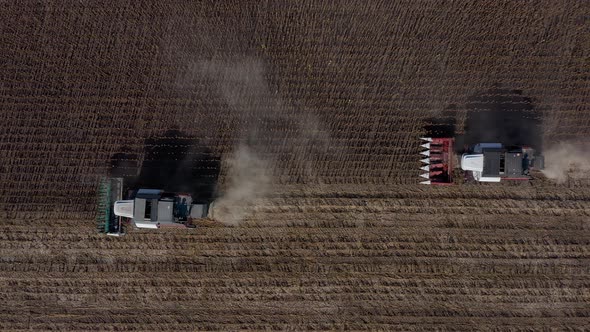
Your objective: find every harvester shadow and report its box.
[423,106,458,139]
[110,129,220,202]
[463,87,542,150]
[109,150,140,178]
[423,87,543,153]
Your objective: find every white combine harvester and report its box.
[114,188,210,229]
[96,178,211,236]
[419,138,545,184]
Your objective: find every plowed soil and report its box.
[1,1,589,330]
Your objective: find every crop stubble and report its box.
[1,1,590,330]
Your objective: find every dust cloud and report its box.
[542,141,590,183]
[194,57,334,224]
[209,145,271,225]
[195,58,273,225]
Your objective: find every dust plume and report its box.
[193,58,274,225]
[542,141,590,183]
[191,57,337,224]
[183,57,339,224]
[210,145,271,225]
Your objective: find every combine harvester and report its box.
[419,138,545,185]
[96,177,211,236]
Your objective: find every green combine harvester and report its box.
[96,177,125,236]
[96,177,212,236]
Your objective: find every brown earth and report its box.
[1,1,590,330]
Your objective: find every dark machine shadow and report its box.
[424,105,458,139]
[463,87,543,150]
[423,87,543,153]
[109,149,140,178]
[109,129,220,202]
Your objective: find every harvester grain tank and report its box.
[419,138,545,184]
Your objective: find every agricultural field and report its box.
[1,1,589,330]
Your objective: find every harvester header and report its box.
[96,177,125,236]
[419,137,454,185]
